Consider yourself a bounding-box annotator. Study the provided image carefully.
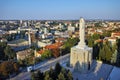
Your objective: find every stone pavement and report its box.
[72,61,113,80]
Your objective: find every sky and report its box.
[0,0,120,20]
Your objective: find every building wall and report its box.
[37,41,52,47]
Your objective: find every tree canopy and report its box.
[31,63,73,80]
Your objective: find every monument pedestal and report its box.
[70,46,92,73]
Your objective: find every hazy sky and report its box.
[0,0,120,20]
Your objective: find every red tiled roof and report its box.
[45,42,63,49]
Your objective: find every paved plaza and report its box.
[72,61,113,80]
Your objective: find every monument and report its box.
[70,18,93,73]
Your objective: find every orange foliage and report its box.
[45,42,63,58]
[51,48,60,58]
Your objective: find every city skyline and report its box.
[0,0,120,20]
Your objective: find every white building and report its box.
[37,40,52,48]
[68,26,75,32]
[9,30,17,34]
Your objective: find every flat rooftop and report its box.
[8,39,28,44]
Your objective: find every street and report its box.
[10,54,70,80]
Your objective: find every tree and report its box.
[52,48,60,58]
[99,47,105,60]
[31,72,35,80]
[0,42,7,59]
[104,44,112,62]
[0,61,14,76]
[44,74,52,80]
[41,49,52,59]
[91,33,100,40]
[57,72,66,80]
[30,63,73,80]
[88,38,94,47]
[67,71,73,80]
[117,39,120,52]
[55,62,62,75]
[63,38,79,53]
[111,50,118,64]
[94,22,102,27]
[49,67,55,80]
[93,43,100,59]
[99,41,114,63]
[4,45,16,60]
[13,63,19,72]
[35,70,44,80]
[61,68,66,75]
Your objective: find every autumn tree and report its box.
[0,61,19,77]
[52,48,60,58]
[13,63,19,72]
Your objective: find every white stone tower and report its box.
[70,18,93,73]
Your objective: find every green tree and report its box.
[0,42,7,48]
[55,62,62,75]
[44,74,52,80]
[88,38,94,47]
[35,70,44,80]
[63,38,79,53]
[94,22,102,27]
[99,47,105,60]
[93,43,100,59]
[41,50,52,60]
[99,41,114,63]
[0,42,7,59]
[67,71,73,80]
[111,50,118,64]
[104,43,112,62]
[57,72,66,80]
[4,45,15,60]
[31,72,35,80]
[61,68,66,75]
[117,39,120,52]
[92,33,100,40]
[49,67,55,80]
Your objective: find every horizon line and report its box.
[0,18,120,21]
